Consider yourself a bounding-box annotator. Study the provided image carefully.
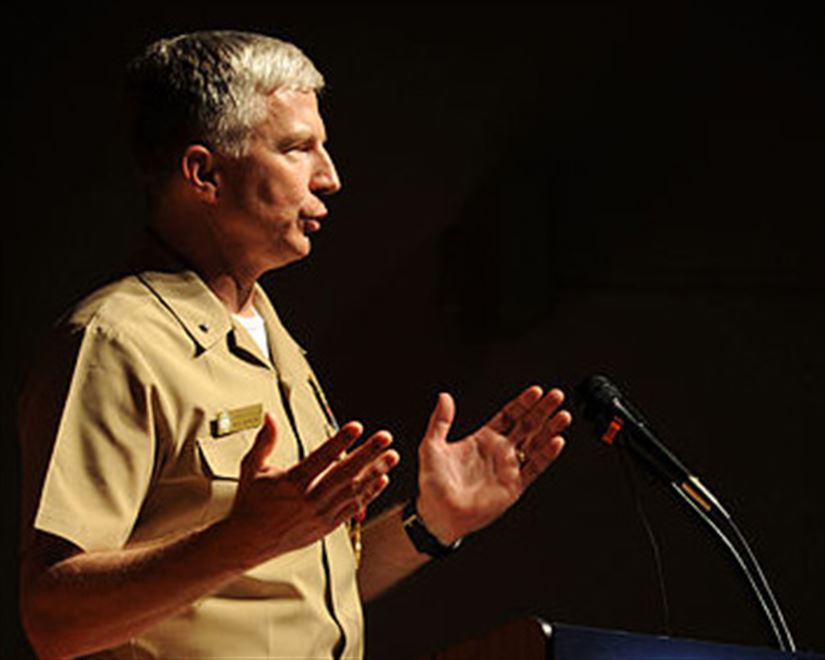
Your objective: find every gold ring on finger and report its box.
[515,448,528,467]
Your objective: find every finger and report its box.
[520,435,566,485]
[548,408,573,435]
[487,386,543,434]
[330,501,362,530]
[292,422,364,489]
[328,473,391,528]
[311,433,396,504]
[240,414,278,480]
[422,392,455,447]
[360,472,391,508]
[519,408,572,452]
[510,389,567,444]
[354,448,400,485]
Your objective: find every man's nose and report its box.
[312,147,342,195]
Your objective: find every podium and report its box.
[421,618,824,659]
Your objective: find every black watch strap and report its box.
[401,499,462,558]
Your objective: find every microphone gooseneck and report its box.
[575,374,796,653]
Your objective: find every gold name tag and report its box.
[212,403,264,437]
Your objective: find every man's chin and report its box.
[264,241,312,273]
[283,236,312,266]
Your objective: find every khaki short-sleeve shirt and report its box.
[19,254,363,658]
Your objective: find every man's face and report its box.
[213,89,340,274]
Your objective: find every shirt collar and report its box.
[139,268,233,352]
[131,232,233,353]
[252,281,306,385]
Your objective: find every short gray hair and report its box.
[127,30,324,191]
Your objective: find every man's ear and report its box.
[180,145,219,202]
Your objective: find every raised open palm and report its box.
[416,386,571,543]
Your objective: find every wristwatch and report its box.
[402,498,462,558]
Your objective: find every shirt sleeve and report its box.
[19,319,157,552]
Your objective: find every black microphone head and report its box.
[575,374,622,423]
[576,373,689,481]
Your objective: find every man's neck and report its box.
[203,271,257,317]
[148,215,258,316]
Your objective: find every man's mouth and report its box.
[302,218,321,234]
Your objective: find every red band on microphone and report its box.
[601,416,624,445]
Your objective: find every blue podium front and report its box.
[421,618,823,659]
[546,622,823,660]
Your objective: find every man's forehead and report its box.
[267,87,319,109]
[261,88,324,134]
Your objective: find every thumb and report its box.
[241,413,278,479]
[422,392,455,447]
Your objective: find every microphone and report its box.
[576,374,728,519]
[576,374,796,652]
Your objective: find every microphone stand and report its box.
[669,477,796,653]
[578,376,796,653]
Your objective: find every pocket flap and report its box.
[197,432,255,480]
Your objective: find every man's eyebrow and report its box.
[276,129,317,149]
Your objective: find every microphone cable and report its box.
[577,374,796,653]
[615,446,672,637]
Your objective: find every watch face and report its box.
[402,499,460,558]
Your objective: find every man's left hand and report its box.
[416,386,571,544]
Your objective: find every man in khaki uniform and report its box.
[18,31,572,658]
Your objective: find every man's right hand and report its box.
[19,415,397,658]
[227,414,399,567]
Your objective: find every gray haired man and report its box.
[19,31,571,658]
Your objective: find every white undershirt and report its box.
[233,308,270,358]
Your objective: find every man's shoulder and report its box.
[20,275,168,426]
[62,274,162,341]
[57,264,231,361]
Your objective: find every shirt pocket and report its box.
[196,431,256,481]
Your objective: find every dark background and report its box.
[4,3,823,657]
